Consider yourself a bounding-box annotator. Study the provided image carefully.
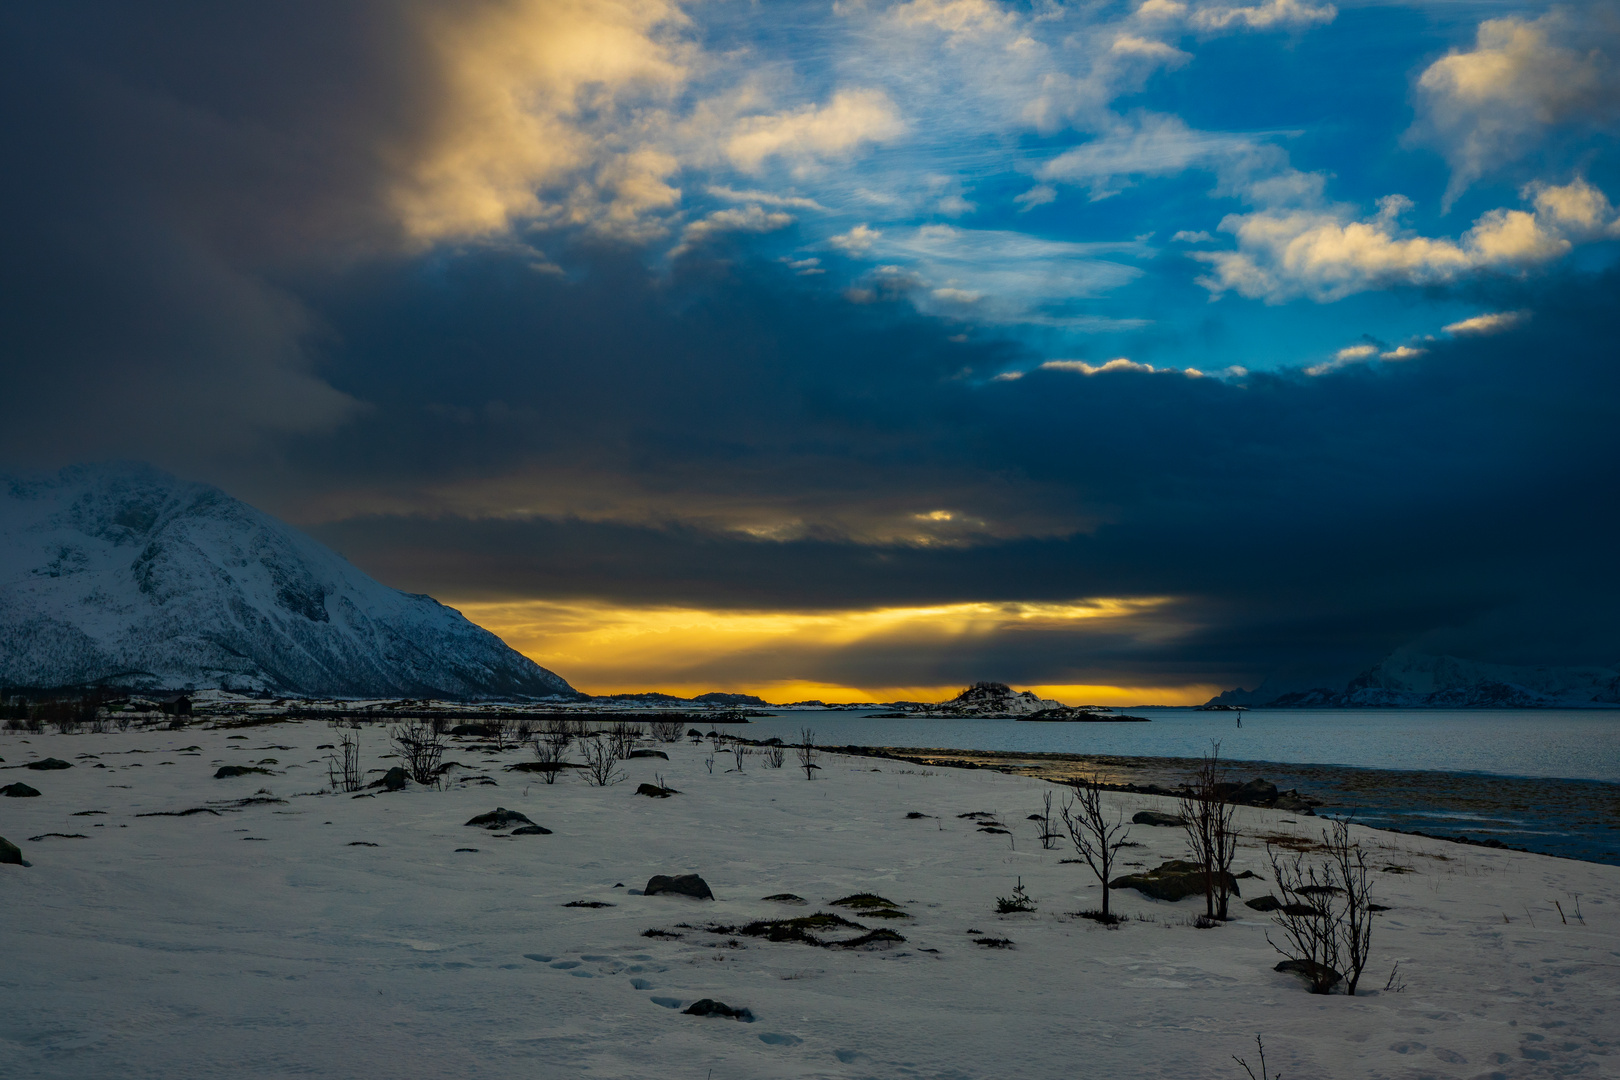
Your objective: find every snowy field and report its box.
[2,724,1617,1080]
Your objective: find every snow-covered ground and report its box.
[3,725,1616,1079]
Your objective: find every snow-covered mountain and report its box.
[0,464,578,699]
[1206,649,1620,709]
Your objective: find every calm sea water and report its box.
[721,708,1620,863]
[732,708,1620,783]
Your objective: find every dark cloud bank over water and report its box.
[2,2,1618,695]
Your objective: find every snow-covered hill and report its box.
[1206,649,1620,709]
[0,464,578,699]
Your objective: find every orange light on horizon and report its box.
[449,596,1221,706]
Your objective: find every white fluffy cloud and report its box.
[1412,10,1620,204]
[1196,180,1617,303]
[725,90,906,175]
[1135,0,1336,34]
[672,205,795,255]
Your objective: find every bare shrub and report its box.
[532,739,566,784]
[797,728,818,780]
[734,745,750,772]
[763,745,785,769]
[580,736,625,787]
[1059,772,1132,918]
[390,720,445,785]
[327,731,363,793]
[1233,1035,1280,1080]
[649,719,684,743]
[1035,789,1060,849]
[1180,741,1240,920]
[514,718,533,742]
[1266,819,1374,994]
[607,722,642,758]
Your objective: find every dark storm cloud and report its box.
[301,252,1620,685]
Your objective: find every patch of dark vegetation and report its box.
[956,811,997,819]
[905,812,929,819]
[71,810,107,816]
[564,901,616,908]
[214,766,275,778]
[28,833,88,841]
[974,937,1015,948]
[978,826,1010,834]
[641,929,683,939]
[1073,909,1124,926]
[136,807,221,817]
[762,893,807,904]
[347,841,379,847]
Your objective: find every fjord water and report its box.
[737,708,1620,862]
[742,708,1620,782]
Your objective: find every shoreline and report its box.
[763,741,1620,867]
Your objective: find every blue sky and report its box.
[2,0,1618,700]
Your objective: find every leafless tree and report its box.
[1180,741,1240,920]
[734,745,751,772]
[763,745,786,769]
[390,719,445,785]
[649,718,684,743]
[797,727,818,779]
[327,731,363,792]
[1059,772,1132,918]
[579,735,625,787]
[1233,1035,1281,1080]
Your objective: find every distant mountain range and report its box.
[0,464,578,699]
[1205,649,1620,709]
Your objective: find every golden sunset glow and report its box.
[452,596,1218,704]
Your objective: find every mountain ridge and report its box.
[1205,649,1620,709]
[0,463,578,699]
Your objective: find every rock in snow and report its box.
[0,463,577,698]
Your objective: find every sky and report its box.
[2,0,1618,703]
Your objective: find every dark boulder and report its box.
[645,873,714,899]
[627,749,669,760]
[510,824,552,835]
[686,728,703,737]
[25,758,73,771]
[1245,895,1283,912]
[379,767,408,791]
[683,999,753,1021]
[1228,779,1279,807]
[464,807,536,829]
[213,766,274,778]
[2,782,42,798]
[1132,810,1186,827]
[762,893,807,905]
[1,835,30,865]
[1110,859,1241,903]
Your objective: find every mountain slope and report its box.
[1206,649,1620,709]
[0,464,577,699]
